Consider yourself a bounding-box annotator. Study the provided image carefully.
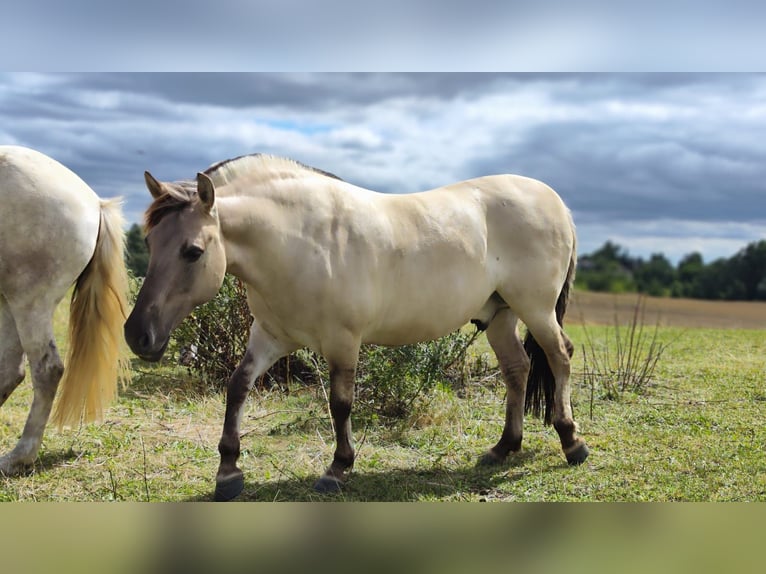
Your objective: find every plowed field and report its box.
[570,290,766,330]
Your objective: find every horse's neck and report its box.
[215,181,306,280]
[215,174,376,278]
[215,194,258,279]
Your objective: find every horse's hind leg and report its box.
[524,312,588,465]
[479,308,530,465]
[0,297,26,408]
[0,304,63,476]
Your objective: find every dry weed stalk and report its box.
[581,295,671,402]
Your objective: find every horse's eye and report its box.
[182,245,204,262]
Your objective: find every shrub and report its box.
[171,275,254,388]
[353,329,480,424]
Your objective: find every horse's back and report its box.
[0,146,101,303]
[438,173,569,223]
[378,172,573,273]
[383,173,570,233]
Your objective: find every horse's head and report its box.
[125,172,226,361]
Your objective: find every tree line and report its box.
[576,239,766,301]
[126,223,766,301]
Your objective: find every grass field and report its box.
[1,291,764,501]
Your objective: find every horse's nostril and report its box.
[139,332,151,351]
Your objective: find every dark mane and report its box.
[144,180,196,233]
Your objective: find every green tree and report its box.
[731,240,766,300]
[578,239,766,302]
[673,252,704,297]
[576,241,636,293]
[695,258,744,300]
[590,240,636,270]
[634,253,675,296]
[125,223,149,277]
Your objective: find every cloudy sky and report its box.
[2,73,764,263]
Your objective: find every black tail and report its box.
[524,250,576,425]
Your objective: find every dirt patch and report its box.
[569,291,766,330]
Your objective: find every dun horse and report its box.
[0,146,130,475]
[125,154,588,501]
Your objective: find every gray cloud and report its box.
[1,73,764,262]
[41,73,524,109]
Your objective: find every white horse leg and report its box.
[524,312,588,465]
[0,298,26,408]
[214,321,296,501]
[479,308,530,464]
[0,304,63,475]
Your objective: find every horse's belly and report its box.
[363,321,468,346]
[362,284,491,345]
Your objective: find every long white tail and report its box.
[51,198,131,428]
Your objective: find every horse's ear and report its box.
[196,172,216,212]
[144,171,163,199]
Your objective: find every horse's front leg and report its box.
[314,342,360,493]
[214,323,294,501]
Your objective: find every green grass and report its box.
[1,306,764,500]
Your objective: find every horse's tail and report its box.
[523,220,577,425]
[51,198,131,428]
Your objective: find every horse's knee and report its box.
[31,343,64,396]
[34,361,63,387]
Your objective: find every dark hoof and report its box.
[477,450,506,466]
[566,443,590,466]
[214,475,245,501]
[313,475,344,494]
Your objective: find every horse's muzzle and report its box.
[124,312,168,362]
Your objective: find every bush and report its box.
[353,330,480,424]
[171,275,254,387]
